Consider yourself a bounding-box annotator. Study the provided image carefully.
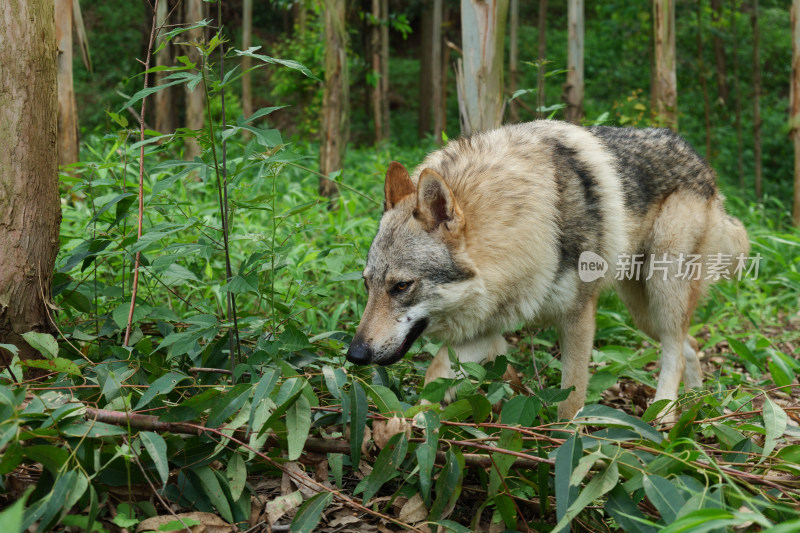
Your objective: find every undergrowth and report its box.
[1,13,800,533]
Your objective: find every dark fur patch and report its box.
[588,126,717,214]
[552,141,604,274]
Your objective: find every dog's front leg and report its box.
[557,297,599,420]
[424,333,507,404]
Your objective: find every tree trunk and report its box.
[752,0,762,201]
[456,0,509,135]
[697,0,712,159]
[710,0,729,104]
[538,0,548,118]
[0,0,62,366]
[56,0,78,166]
[319,0,348,198]
[432,0,444,144]
[652,0,678,130]
[793,0,800,226]
[563,0,583,124]
[371,0,383,144]
[184,0,205,161]
[419,2,433,137]
[242,0,253,120]
[509,0,519,122]
[732,0,744,188]
[380,0,390,141]
[155,0,174,133]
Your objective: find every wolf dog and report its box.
[346,121,749,420]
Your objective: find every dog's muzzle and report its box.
[346,318,429,366]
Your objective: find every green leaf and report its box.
[140,432,169,487]
[762,519,800,533]
[363,383,404,415]
[658,509,747,533]
[428,448,464,522]
[206,383,252,428]
[59,420,129,438]
[0,488,29,533]
[605,485,657,533]
[642,399,671,423]
[349,381,367,466]
[193,465,233,523]
[21,332,58,359]
[286,393,311,461]
[235,47,319,80]
[291,492,333,533]
[0,343,20,356]
[643,474,686,523]
[21,357,81,376]
[414,410,440,506]
[500,395,540,426]
[762,396,787,460]
[495,493,517,529]
[135,372,190,410]
[227,453,247,501]
[577,404,664,443]
[488,429,523,497]
[355,433,408,503]
[554,434,582,532]
[553,460,619,533]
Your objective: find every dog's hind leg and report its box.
[557,295,599,420]
[424,332,507,403]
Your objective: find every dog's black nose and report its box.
[346,340,373,365]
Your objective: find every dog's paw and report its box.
[442,386,458,405]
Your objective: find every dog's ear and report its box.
[384,161,415,210]
[414,168,463,235]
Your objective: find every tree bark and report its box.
[154,0,174,133]
[652,0,678,130]
[732,0,744,188]
[371,0,383,144]
[752,0,762,201]
[509,0,519,122]
[432,0,444,144]
[380,0,390,141]
[710,0,729,104]
[538,0,548,118]
[242,0,253,120]
[56,0,78,166]
[184,0,205,161]
[563,0,583,124]
[698,0,712,159]
[319,0,348,197]
[0,0,62,366]
[793,0,800,226]
[419,2,433,137]
[456,0,509,135]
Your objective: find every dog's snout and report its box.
[346,339,373,365]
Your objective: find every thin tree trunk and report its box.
[319,0,348,197]
[538,0,547,118]
[509,0,519,122]
[456,0,509,135]
[0,0,61,366]
[242,0,253,120]
[56,0,79,165]
[752,0,762,201]
[563,0,583,124]
[432,0,444,144]
[155,0,174,133]
[380,0,390,141]
[419,2,433,137]
[296,1,307,36]
[732,0,744,188]
[652,0,678,130]
[184,0,204,160]
[710,0,729,103]
[793,0,800,226]
[372,0,383,144]
[698,0,712,159]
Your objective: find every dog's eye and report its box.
[394,281,412,292]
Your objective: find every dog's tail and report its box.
[710,197,751,278]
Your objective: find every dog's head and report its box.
[346,162,474,366]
